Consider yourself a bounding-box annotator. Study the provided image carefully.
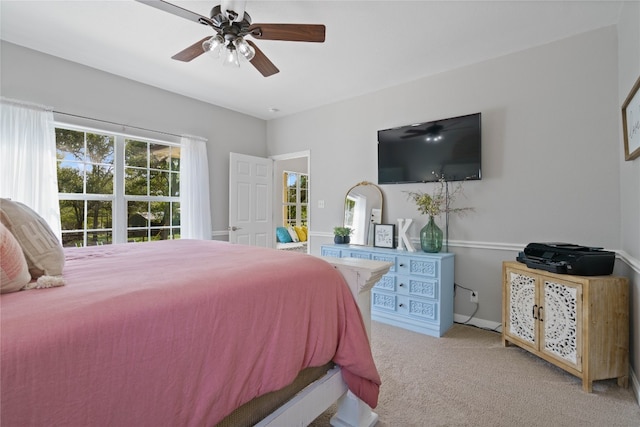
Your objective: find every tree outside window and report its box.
[56,126,180,247]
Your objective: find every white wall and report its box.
[0,42,267,239]
[616,0,640,402]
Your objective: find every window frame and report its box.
[282,170,308,228]
[55,122,181,247]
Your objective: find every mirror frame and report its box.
[343,181,383,246]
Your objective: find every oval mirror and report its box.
[343,181,383,246]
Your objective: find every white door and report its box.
[229,152,273,247]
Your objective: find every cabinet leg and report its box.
[582,379,593,393]
[617,375,629,388]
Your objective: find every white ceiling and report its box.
[0,1,624,120]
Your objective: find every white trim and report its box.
[445,239,524,252]
[454,314,501,332]
[617,249,640,273]
[630,366,640,407]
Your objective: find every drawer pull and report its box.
[399,283,405,287]
[538,306,544,322]
[532,304,538,320]
[399,263,405,267]
[399,303,405,308]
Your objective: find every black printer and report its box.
[516,242,615,276]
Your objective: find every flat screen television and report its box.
[377,112,481,184]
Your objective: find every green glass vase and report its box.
[420,216,443,253]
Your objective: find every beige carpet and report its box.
[311,321,640,427]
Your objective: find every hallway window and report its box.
[282,171,308,227]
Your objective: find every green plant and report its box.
[406,174,474,218]
[333,226,353,237]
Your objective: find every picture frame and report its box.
[622,75,640,161]
[373,224,395,249]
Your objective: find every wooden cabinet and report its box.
[502,261,629,392]
[321,245,454,337]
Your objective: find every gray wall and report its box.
[267,23,640,396]
[617,0,640,400]
[0,41,267,239]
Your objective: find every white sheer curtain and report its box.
[0,98,61,240]
[180,135,212,240]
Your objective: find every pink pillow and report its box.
[0,222,31,293]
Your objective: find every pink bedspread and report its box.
[1,240,380,426]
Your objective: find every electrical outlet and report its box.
[470,291,479,303]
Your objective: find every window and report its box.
[124,139,181,243]
[56,125,180,247]
[282,171,308,227]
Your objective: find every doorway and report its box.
[271,151,310,252]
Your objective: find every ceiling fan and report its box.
[135,0,326,77]
[401,118,474,141]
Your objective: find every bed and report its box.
[0,238,382,426]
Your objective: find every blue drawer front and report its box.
[372,291,396,311]
[396,277,438,299]
[409,278,438,299]
[372,292,438,322]
[373,275,395,291]
[344,251,371,260]
[371,254,396,272]
[321,247,342,257]
[408,298,438,321]
[408,258,438,278]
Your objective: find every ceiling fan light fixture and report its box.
[223,46,240,68]
[136,0,326,77]
[234,37,255,61]
[203,35,224,57]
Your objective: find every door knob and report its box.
[228,226,242,231]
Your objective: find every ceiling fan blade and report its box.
[172,37,210,62]
[247,40,279,77]
[135,0,214,26]
[248,24,325,42]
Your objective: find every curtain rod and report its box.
[54,110,182,139]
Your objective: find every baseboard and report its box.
[631,366,640,406]
[453,314,501,333]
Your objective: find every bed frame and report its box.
[257,256,392,427]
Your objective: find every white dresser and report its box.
[321,245,455,337]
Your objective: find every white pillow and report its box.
[287,226,300,243]
[0,198,65,279]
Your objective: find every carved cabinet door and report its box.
[504,269,538,351]
[539,278,583,371]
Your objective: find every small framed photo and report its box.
[374,224,395,248]
[622,75,640,161]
